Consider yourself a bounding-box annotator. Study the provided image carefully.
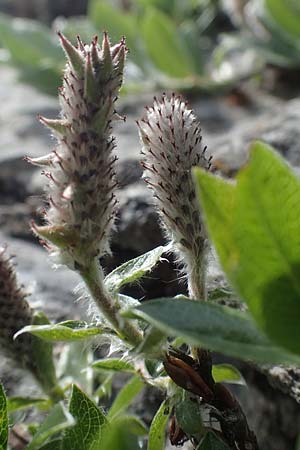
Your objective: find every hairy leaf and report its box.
[104,246,166,293]
[16,320,106,342]
[127,298,300,365]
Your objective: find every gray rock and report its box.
[211,97,300,171]
[0,231,83,321]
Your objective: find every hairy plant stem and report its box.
[79,259,143,347]
[187,257,207,301]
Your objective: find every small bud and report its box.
[138,94,211,299]
[30,33,127,269]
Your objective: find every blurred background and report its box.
[0,1,300,449]
[1,0,300,95]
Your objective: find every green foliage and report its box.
[0,1,228,94]
[28,313,63,400]
[212,364,244,385]
[116,415,148,436]
[140,8,196,77]
[92,358,135,373]
[0,14,63,95]
[7,396,49,413]
[194,141,300,355]
[16,320,108,342]
[175,390,204,437]
[0,384,8,450]
[127,298,300,364]
[147,399,170,450]
[58,342,94,395]
[61,385,107,450]
[26,403,75,450]
[196,431,231,449]
[104,245,166,293]
[39,439,63,450]
[217,0,300,69]
[107,376,144,419]
[265,0,300,39]
[1,21,299,450]
[100,416,140,450]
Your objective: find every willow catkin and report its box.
[138,94,212,299]
[30,33,126,270]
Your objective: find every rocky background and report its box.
[1,34,300,449]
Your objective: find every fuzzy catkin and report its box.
[30,33,125,269]
[138,94,212,299]
[0,247,34,368]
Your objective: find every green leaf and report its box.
[212,364,244,385]
[114,415,148,435]
[94,374,113,399]
[0,14,62,94]
[104,246,166,293]
[175,390,204,437]
[194,141,300,355]
[0,14,62,66]
[196,431,230,449]
[26,403,75,450]
[127,298,300,365]
[7,396,49,413]
[27,313,62,400]
[92,358,135,373]
[135,0,175,14]
[100,417,140,450]
[108,376,144,419]
[58,342,94,395]
[265,0,300,38]
[148,399,170,450]
[61,385,107,450]
[39,439,62,450]
[136,326,167,355]
[16,320,106,342]
[0,384,8,450]
[141,8,195,77]
[193,167,237,266]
